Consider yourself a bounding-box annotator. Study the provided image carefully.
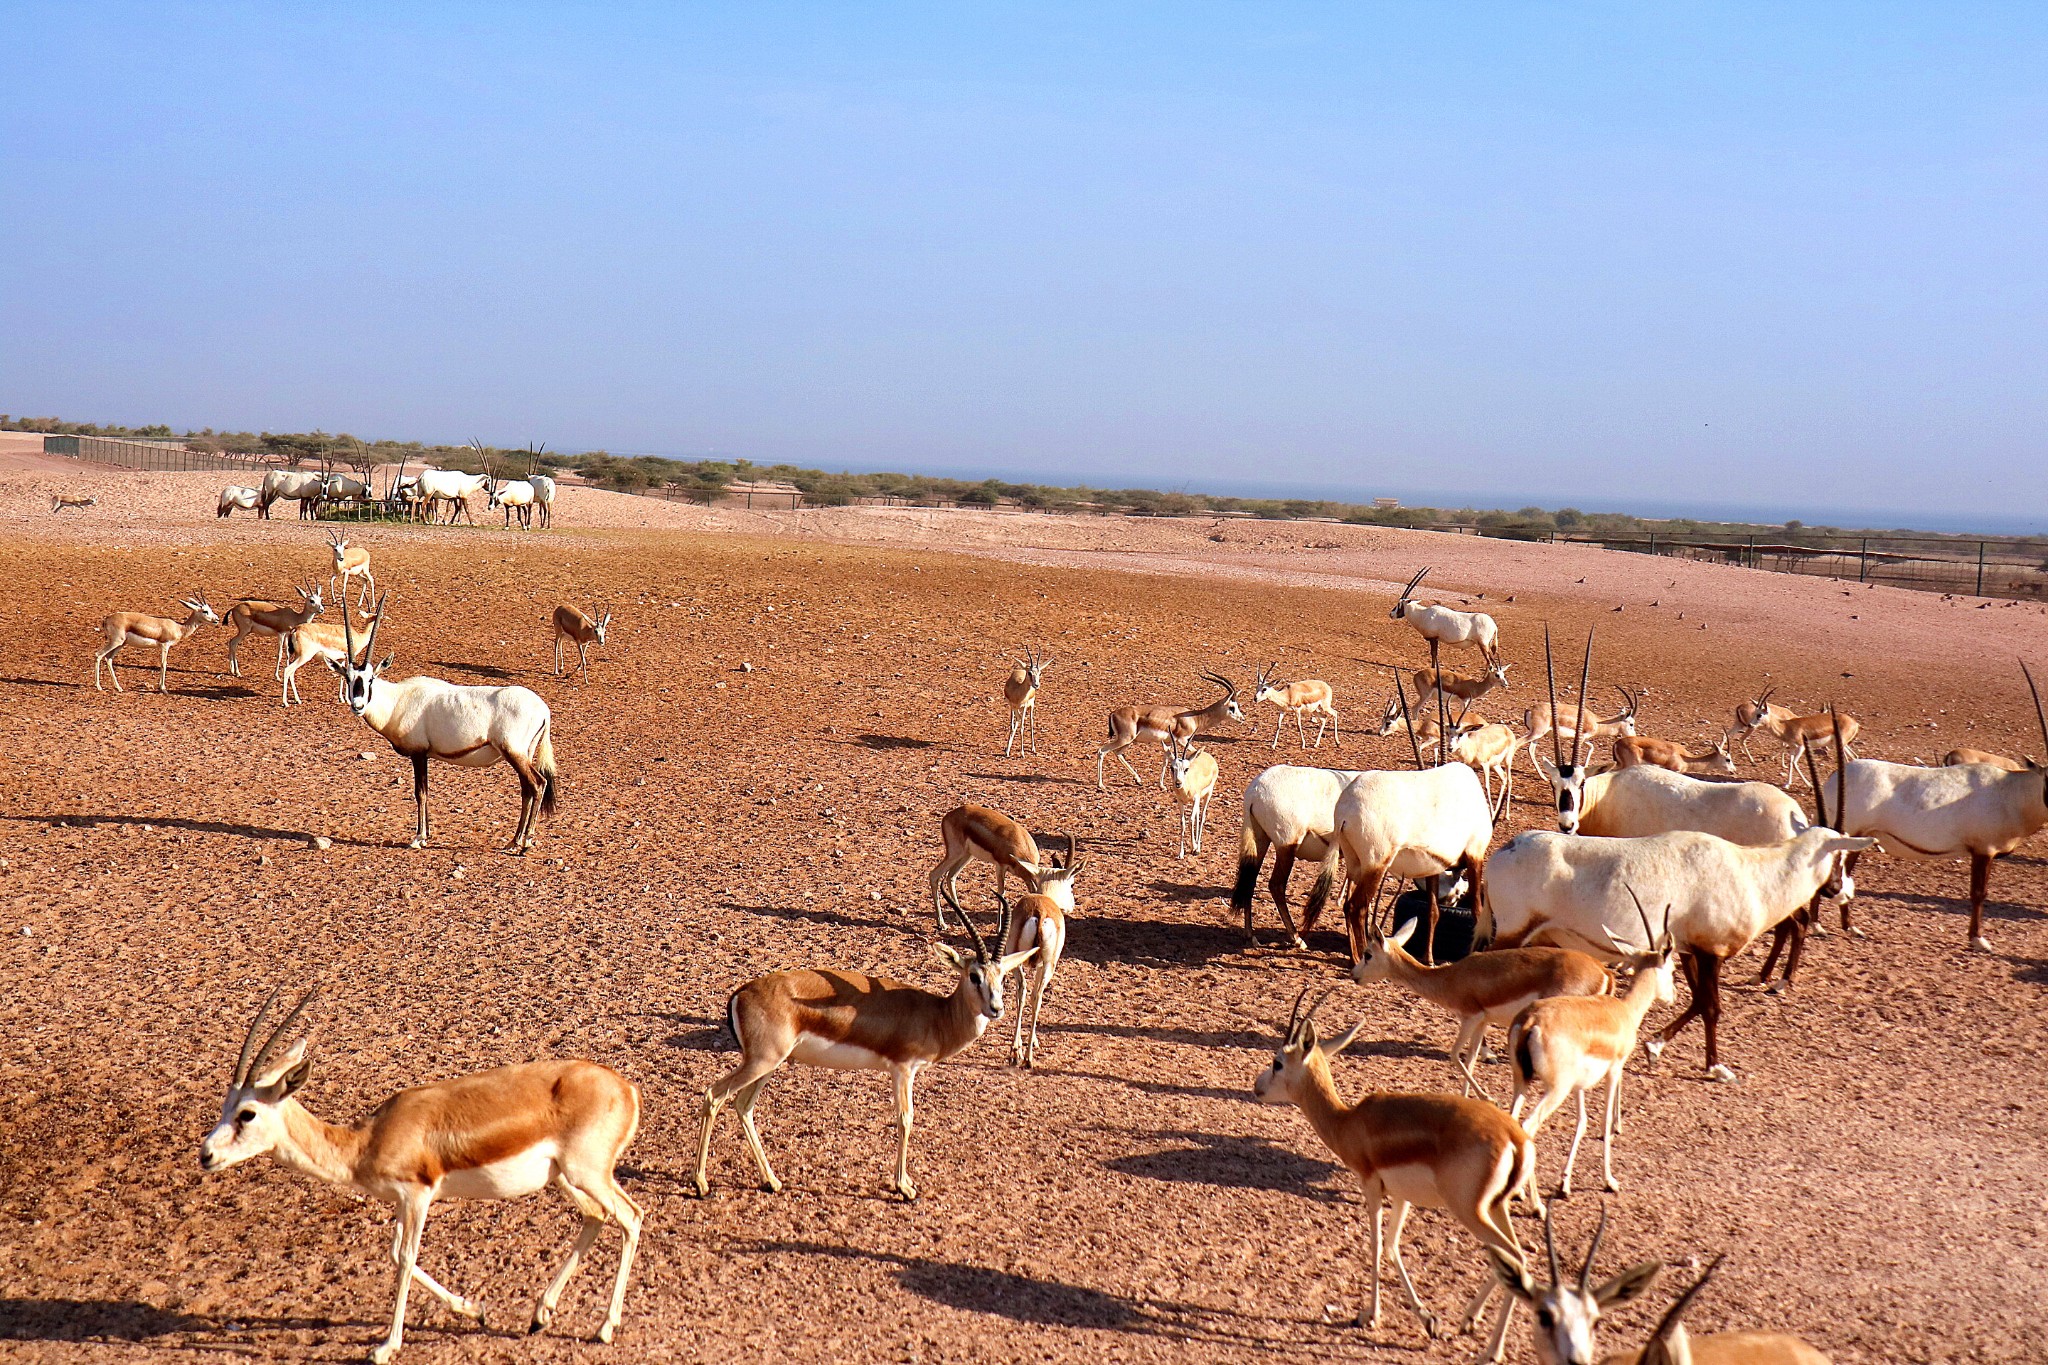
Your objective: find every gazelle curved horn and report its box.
[1299,982,1344,1035]
[1624,885,1657,952]
[1284,982,1314,1039]
[233,986,283,1086]
[1579,1204,1609,1292]
[993,888,1013,958]
[1756,686,1777,708]
[1644,1255,1727,1357]
[1544,624,1563,770]
[1573,628,1595,769]
[248,987,320,1084]
[941,880,991,960]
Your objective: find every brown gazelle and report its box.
[927,803,1045,930]
[50,492,98,512]
[1351,920,1615,1100]
[93,594,222,693]
[1002,643,1053,756]
[1165,736,1221,856]
[326,529,376,612]
[1254,985,1534,1361]
[1507,892,1678,1197]
[1415,659,1513,717]
[281,616,371,706]
[1493,1232,1832,1365]
[552,604,612,681]
[694,884,1037,1200]
[1727,687,1861,785]
[199,989,644,1362]
[1942,747,2037,772]
[224,581,326,680]
[1613,735,1736,777]
[1097,670,1244,788]
[1253,661,1341,749]
[998,836,1084,1067]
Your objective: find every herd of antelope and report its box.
[77,548,2045,1363]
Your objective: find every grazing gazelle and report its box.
[1254,985,1534,1361]
[1391,567,1502,665]
[93,594,222,693]
[1726,687,1862,785]
[1002,644,1053,756]
[1253,662,1340,749]
[200,988,644,1363]
[326,530,375,612]
[224,581,326,680]
[326,599,560,852]
[1351,921,1614,1099]
[1613,735,1736,777]
[694,883,1037,1201]
[1164,737,1220,856]
[1507,892,1678,1197]
[1527,690,1640,775]
[999,836,1084,1067]
[927,803,1044,929]
[552,604,612,681]
[50,493,98,513]
[1097,670,1244,789]
[1450,722,1522,819]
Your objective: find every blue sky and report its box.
[3,4,2044,529]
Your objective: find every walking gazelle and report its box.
[1097,670,1244,788]
[553,604,612,681]
[998,835,1085,1067]
[93,594,222,693]
[1253,661,1340,749]
[1002,644,1053,756]
[694,882,1037,1200]
[199,988,644,1362]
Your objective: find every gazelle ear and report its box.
[1489,1249,1537,1301]
[1594,1260,1663,1307]
[1389,920,1417,948]
[997,946,1039,977]
[252,1036,311,1094]
[1318,1018,1365,1056]
[324,655,348,676]
[933,943,968,969]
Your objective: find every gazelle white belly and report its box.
[789,1036,895,1071]
[439,1141,558,1200]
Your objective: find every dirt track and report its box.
[2,465,2045,1364]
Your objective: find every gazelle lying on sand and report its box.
[1613,735,1735,776]
[199,989,643,1363]
[695,883,1036,1201]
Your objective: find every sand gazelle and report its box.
[694,883,1037,1201]
[1097,670,1245,788]
[1253,984,1534,1361]
[217,485,262,517]
[50,493,98,512]
[1002,643,1053,756]
[1351,921,1614,1099]
[1391,567,1503,665]
[999,835,1084,1067]
[281,616,373,706]
[1415,659,1513,717]
[1375,693,1459,758]
[1612,735,1735,777]
[1726,686,1861,785]
[324,530,375,611]
[1507,890,1678,1197]
[1942,747,2037,772]
[1829,668,2048,952]
[1479,827,1872,1081]
[553,604,612,681]
[93,594,222,693]
[1253,661,1341,749]
[1233,762,1368,948]
[326,599,560,852]
[198,988,644,1362]
[224,581,326,680]
[1451,722,1522,820]
[1164,736,1220,856]
[927,803,1046,931]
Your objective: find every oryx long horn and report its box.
[1393,670,1425,771]
[1804,713,1832,827]
[1829,703,1850,830]
[1573,628,1595,769]
[1544,624,1563,770]
[233,985,283,1086]
[1579,1204,1609,1292]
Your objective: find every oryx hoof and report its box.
[1972,936,1994,952]
[1846,926,1867,939]
[1765,979,1790,997]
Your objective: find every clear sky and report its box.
[4,4,2044,529]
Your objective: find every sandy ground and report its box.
[2,453,2045,1364]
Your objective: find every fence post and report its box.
[1976,541,1986,597]
[1648,532,1657,556]
[1859,537,1868,582]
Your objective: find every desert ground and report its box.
[2,455,2045,1364]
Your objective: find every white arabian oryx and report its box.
[259,469,329,520]
[327,598,559,852]
[529,473,556,527]
[1478,825,1872,1081]
[1233,763,1365,948]
[1823,671,2048,953]
[217,485,262,517]
[1330,762,1494,965]
[418,454,493,525]
[1391,567,1502,666]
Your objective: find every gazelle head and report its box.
[1699,737,1735,776]
[295,580,327,616]
[1612,686,1641,735]
[1030,834,1086,913]
[200,987,320,1173]
[181,594,223,626]
[937,884,1038,1020]
[1253,983,1364,1106]
[1612,889,1680,1005]
[325,529,348,562]
[591,606,613,645]
[1484,658,1514,690]
[1350,917,1425,986]
[1536,625,1603,833]
[1389,566,1429,620]
[1165,736,1206,788]
[1013,643,1052,688]
[1489,1205,1662,1365]
[327,594,393,715]
[1199,670,1245,722]
[1731,685,1777,736]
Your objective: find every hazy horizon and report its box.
[5,5,2043,528]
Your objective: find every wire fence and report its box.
[47,434,276,474]
[1562,531,2048,600]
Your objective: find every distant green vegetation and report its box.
[4,412,2032,551]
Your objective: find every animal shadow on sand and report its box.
[427,659,518,681]
[1104,1129,1346,1202]
[0,813,380,847]
[0,1300,364,1343]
